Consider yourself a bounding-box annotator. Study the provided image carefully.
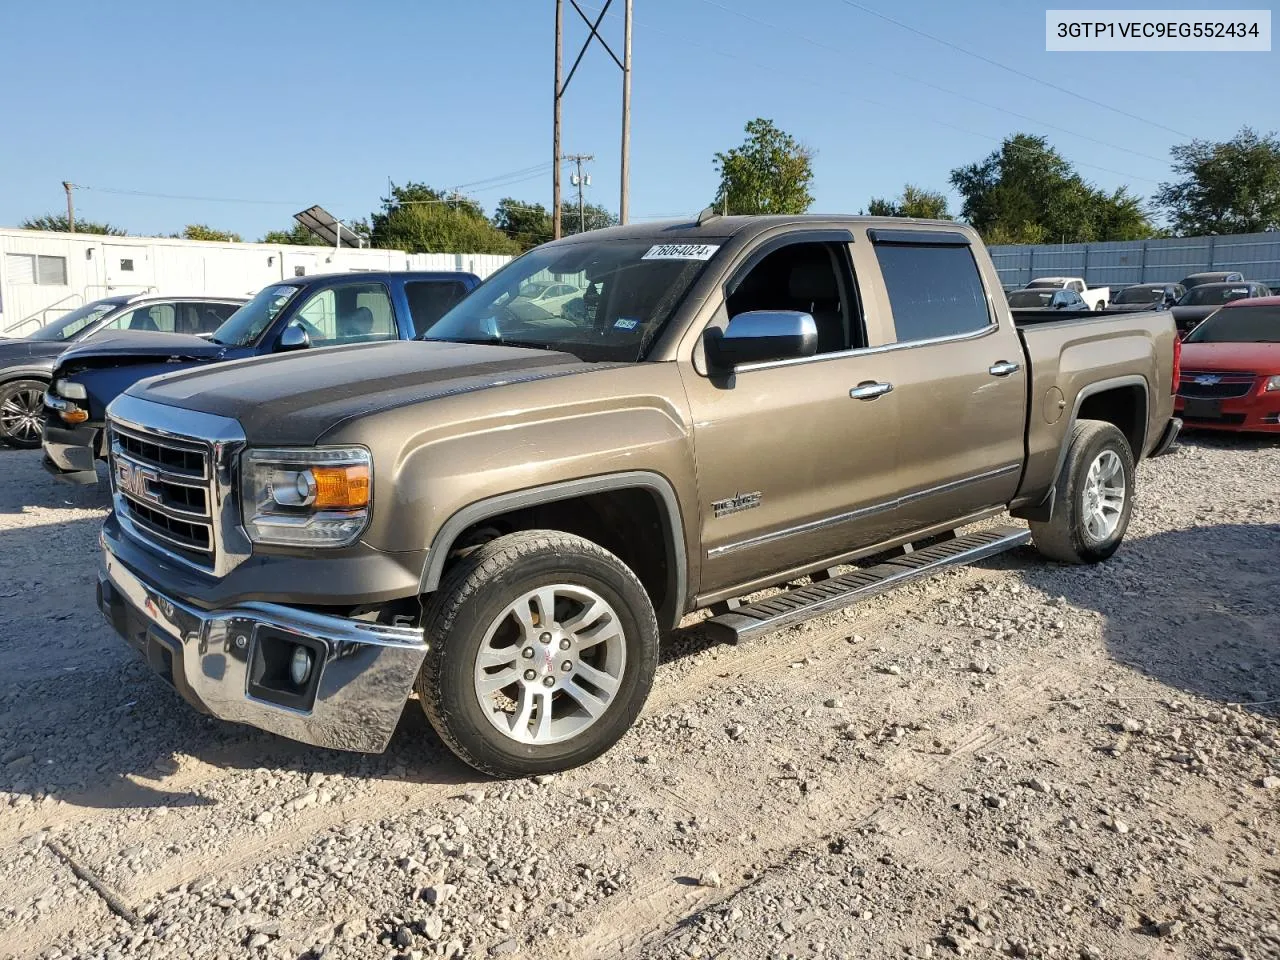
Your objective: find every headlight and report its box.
[240,447,371,547]
[55,379,87,400]
[1266,375,1280,392]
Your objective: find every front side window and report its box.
[427,238,719,362]
[292,282,397,346]
[726,241,861,354]
[875,242,991,342]
[101,303,177,333]
[406,280,469,336]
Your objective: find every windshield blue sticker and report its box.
[614,317,639,330]
[642,243,719,261]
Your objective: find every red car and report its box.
[1175,296,1280,433]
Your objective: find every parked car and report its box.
[1175,296,1280,433]
[1109,283,1185,312]
[1025,277,1110,311]
[94,214,1178,777]
[1180,271,1244,290]
[0,295,245,448]
[1006,288,1089,311]
[1170,280,1272,336]
[43,270,479,482]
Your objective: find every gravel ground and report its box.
[0,435,1277,960]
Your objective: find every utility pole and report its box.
[620,0,632,224]
[62,182,75,233]
[553,0,564,239]
[567,154,593,234]
[554,1,630,235]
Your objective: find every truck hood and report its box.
[61,330,225,366]
[0,338,66,363]
[127,340,604,445]
[1180,341,1280,374]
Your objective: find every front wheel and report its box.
[416,530,659,778]
[1030,419,1135,564]
[0,379,48,449]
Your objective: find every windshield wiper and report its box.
[424,336,558,351]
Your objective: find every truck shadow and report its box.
[988,521,1280,716]
[0,450,110,514]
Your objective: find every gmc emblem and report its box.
[117,460,162,504]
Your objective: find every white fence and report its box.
[0,228,512,337]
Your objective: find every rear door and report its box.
[864,229,1027,534]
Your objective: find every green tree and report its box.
[568,202,618,235]
[492,198,553,251]
[180,224,243,243]
[260,223,327,246]
[1156,126,1280,235]
[21,213,125,235]
[370,183,518,255]
[864,184,953,220]
[950,133,1155,243]
[712,118,815,215]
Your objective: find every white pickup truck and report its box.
[1025,277,1110,311]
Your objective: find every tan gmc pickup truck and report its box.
[95,215,1181,777]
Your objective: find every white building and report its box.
[0,228,511,336]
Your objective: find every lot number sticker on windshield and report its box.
[642,243,720,261]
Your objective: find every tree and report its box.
[492,198,553,251]
[568,202,618,235]
[260,223,327,246]
[21,213,125,235]
[1156,127,1280,235]
[370,182,519,255]
[864,184,953,220]
[180,224,242,243]
[712,118,815,215]
[950,133,1156,243]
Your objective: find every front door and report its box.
[681,238,903,596]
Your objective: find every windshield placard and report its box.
[641,243,719,261]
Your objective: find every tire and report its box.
[416,530,659,778]
[0,378,48,449]
[1095,301,1106,311]
[1030,419,1135,564]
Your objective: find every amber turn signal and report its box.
[311,465,370,509]
[59,408,89,425]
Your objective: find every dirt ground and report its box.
[0,436,1277,960]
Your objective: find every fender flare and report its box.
[419,470,688,630]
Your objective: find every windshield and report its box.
[211,284,299,346]
[422,239,719,362]
[1008,290,1055,307]
[1185,306,1280,343]
[1181,285,1253,307]
[28,300,120,341]
[1182,274,1237,289]
[1113,285,1164,304]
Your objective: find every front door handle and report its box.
[989,361,1021,377]
[850,381,894,400]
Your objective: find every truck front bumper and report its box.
[42,394,102,484]
[98,534,427,753]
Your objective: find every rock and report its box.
[246,933,269,949]
[878,665,903,677]
[1261,776,1280,790]
[463,789,486,805]
[726,724,746,741]
[532,774,557,786]
[698,870,723,888]
[1104,818,1130,834]
[253,811,274,826]
[1025,779,1050,794]
[424,883,457,905]
[1156,919,1184,937]
[489,938,520,955]
[421,915,444,941]
[1120,718,1143,733]
[824,698,843,709]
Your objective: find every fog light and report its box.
[289,646,314,687]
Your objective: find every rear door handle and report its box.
[989,361,1020,377]
[849,381,894,400]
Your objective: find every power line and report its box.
[835,0,1195,140]
[695,0,1171,167]
[578,0,1162,185]
[77,184,305,205]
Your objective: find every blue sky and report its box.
[0,0,1273,239]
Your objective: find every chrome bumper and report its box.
[98,536,427,752]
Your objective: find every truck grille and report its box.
[109,422,216,568]
[1178,371,1256,400]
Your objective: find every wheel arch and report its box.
[420,471,688,631]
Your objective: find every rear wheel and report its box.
[1030,419,1135,564]
[416,530,659,777]
[1095,301,1106,311]
[0,379,47,449]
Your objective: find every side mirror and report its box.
[278,323,310,352]
[705,310,818,369]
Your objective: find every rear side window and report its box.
[406,280,470,336]
[874,243,991,343]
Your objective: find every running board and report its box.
[703,525,1031,644]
